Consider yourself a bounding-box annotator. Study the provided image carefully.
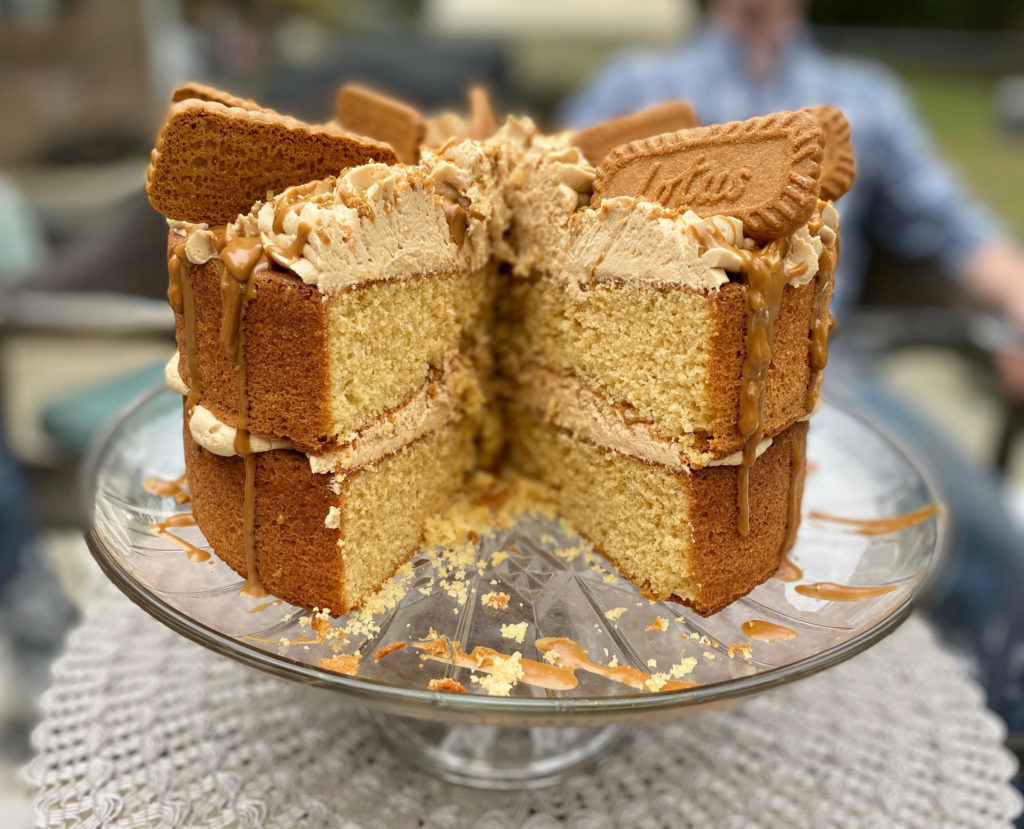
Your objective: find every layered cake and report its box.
[148,84,853,616]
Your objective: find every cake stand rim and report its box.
[82,385,946,726]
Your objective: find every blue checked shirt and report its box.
[559,27,1001,316]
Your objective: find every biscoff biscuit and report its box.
[592,110,824,241]
[170,83,269,113]
[804,105,856,201]
[571,100,699,166]
[467,85,499,139]
[146,100,397,225]
[334,83,425,165]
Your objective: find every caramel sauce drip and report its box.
[535,637,700,691]
[415,636,578,691]
[795,582,897,601]
[248,599,281,614]
[266,222,313,265]
[440,197,468,246]
[167,238,185,315]
[213,225,274,599]
[142,474,190,503]
[689,213,834,542]
[219,228,269,456]
[264,180,322,267]
[272,181,321,233]
[780,432,808,559]
[148,513,209,562]
[806,241,836,410]
[238,454,267,598]
[735,239,790,537]
[171,240,204,415]
[809,504,937,536]
[741,619,797,642]
[150,512,197,530]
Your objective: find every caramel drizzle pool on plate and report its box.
[794,582,897,601]
[415,636,578,691]
[147,512,209,562]
[535,637,700,691]
[414,635,700,694]
[741,619,797,642]
[142,473,190,503]
[809,504,937,536]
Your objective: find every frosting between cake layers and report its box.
[309,354,482,474]
[509,362,772,470]
[166,350,479,474]
[189,404,292,456]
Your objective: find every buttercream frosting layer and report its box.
[166,350,480,474]
[562,198,832,290]
[506,362,773,471]
[172,142,505,293]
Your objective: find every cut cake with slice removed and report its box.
[146,87,851,620]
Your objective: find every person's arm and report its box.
[863,66,1024,390]
[862,66,1024,310]
[862,66,1005,274]
[965,238,1024,399]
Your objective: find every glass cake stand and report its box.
[85,388,945,789]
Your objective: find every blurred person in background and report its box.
[561,0,1024,739]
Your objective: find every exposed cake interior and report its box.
[323,271,493,443]
[151,95,845,619]
[334,412,478,608]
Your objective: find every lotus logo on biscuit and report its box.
[639,155,753,208]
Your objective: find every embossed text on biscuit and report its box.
[592,112,824,241]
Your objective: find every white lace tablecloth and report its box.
[23,593,1023,828]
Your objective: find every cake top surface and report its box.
[153,84,853,296]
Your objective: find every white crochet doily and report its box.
[24,593,1023,828]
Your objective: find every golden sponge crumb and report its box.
[501,276,714,437]
[481,591,510,610]
[320,653,361,675]
[470,652,524,696]
[326,269,495,441]
[428,677,466,693]
[340,413,477,607]
[507,406,698,603]
[374,641,407,661]
[500,622,528,644]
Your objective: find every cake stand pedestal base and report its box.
[367,710,626,789]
